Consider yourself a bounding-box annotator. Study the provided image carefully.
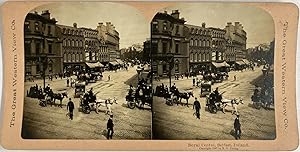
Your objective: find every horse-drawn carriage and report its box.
[200,81,212,97]
[126,85,152,109]
[74,82,85,98]
[79,93,99,114]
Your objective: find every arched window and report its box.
[190,39,193,46]
[198,53,201,62]
[63,40,66,46]
[68,54,72,62]
[194,53,197,62]
[195,40,197,46]
[72,54,76,62]
[67,40,70,46]
[190,53,193,62]
[64,53,67,62]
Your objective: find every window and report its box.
[68,54,72,62]
[198,54,201,62]
[48,44,52,54]
[163,22,167,31]
[25,64,31,75]
[24,21,30,31]
[190,39,193,46]
[206,53,210,61]
[163,64,167,74]
[48,26,51,35]
[64,53,67,62]
[36,43,40,54]
[72,54,76,62]
[76,53,79,62]
[35,22,39,31]
[89,52,92,61]
[72,40,74,47]
[162,42,167,53]
[201,53,204,61]
[67,40,70,46]
[190,53,193,62]
[48,63,53,73]
[152,41,158,54]
[176,25,179,34]
[25,41,31,55]
[175,64,179,73]
[36,64,41,74]
[194,53,197,62]
[175,43,179,53]
[194,40,197,46]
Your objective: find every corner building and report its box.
[151,10,189,77]
[24,10,63,79]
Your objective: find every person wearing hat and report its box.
[107,115,114,139]
[193,97,201,119]
[67,98,75,120]
[234,114,241,139]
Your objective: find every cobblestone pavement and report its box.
[152,67,276,140]
[22,66,151,139]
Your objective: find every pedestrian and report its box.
[67,78,70,87]
[108,75,111,81]
[193,97,201,119]
[70,78,73,87]
[107,114,114,140]
[67,98,75,120]
[234,114,241,140]
[234,75,236,81]
[192,77,195,86]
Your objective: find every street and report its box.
[152,67,276,140]
[22,66,151,139]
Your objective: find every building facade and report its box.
[57,23,85,73]
[24,10,63,78]
[208,27,226,62]
[224,22,247,62]
[80,27,108,65]
[151,10,189,77]
[186,23,212,73]
[96,22,120,62]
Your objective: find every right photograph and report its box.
[150,3,275,140]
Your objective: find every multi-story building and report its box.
[80,27,108,65]
[96,22,120,62]
[151,10,189,77]
[224,22,247,62]
[208,27,226,62]
[57,23,85,73]
[24,10,63,79]
[186,23,212,73]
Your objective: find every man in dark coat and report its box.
[107,115,114,139]
[67,98,75,120]
[234,114,241,139]
[193,98,201,119]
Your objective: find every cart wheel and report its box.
[128,101,136,109]
[254,102,262,110]
[83,106,91,114]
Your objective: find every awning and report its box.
[109,61,119,66]
[211,62,230,68]
[85,62,104,68]
[242,59,250,65]
[115,59,124,65]
[235,61,245,66]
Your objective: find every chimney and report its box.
[73,23,77,28]
[164,10,167,14]
[171,10,180,19]
[202,22,206,28]
[227,22,232,25]
[98,22,103,26]
[41,10,50,19]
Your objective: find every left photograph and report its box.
[22,2,152,139]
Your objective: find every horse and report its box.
[96,97,118,115]
[221,98,244,115]
[50,92,68,107]
[173,89,194,107]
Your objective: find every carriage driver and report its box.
[214,87,222,103]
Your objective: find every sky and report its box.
[32,2,275,49]
[32,2,150,49]
[164,3,275,48]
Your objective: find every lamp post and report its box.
[39,53,48,90]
